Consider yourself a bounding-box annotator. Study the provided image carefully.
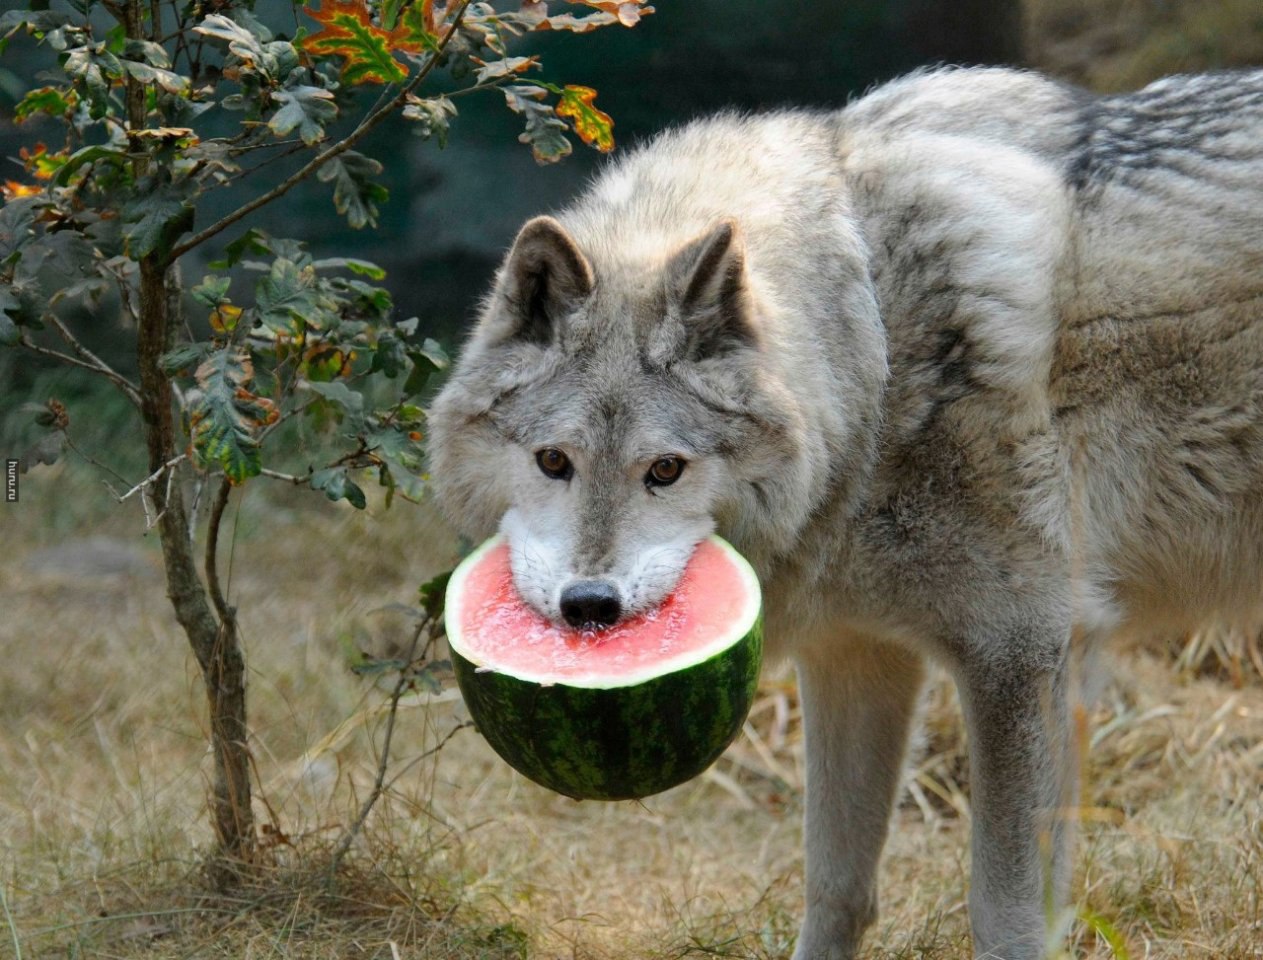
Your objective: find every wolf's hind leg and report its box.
[792,638,926,960]
[958,647,1076,960]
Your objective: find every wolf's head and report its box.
[428,213,831,627]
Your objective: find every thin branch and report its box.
[43,312,145,408]
[168,0,473,262]
[381,719,472,797]
[186,474,207,542]
[258,397,318,442]
[108,452,186,503]
[61,432,134,490]
[326,613,450,883]
[259,468,308,485]
[18,335,144,411]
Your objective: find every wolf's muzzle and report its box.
[560,580,622,628]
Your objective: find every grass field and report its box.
[2,452,1261,959]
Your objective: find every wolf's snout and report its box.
[560,581,622,628]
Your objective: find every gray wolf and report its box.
[427,66,1263,959]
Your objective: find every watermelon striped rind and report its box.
[445,535,764,800]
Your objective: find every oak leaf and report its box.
[300,0,434,86]
[556,85,613,152]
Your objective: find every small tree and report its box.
[1,0,650,882]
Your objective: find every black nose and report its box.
[560,581,622,628]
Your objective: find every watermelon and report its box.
[445,534,763,801]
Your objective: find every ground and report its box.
[2,456,1260,959]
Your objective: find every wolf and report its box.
[427,66,1263,959]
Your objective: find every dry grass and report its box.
[3,454,1261,960]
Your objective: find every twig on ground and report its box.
[0,882,22,960]
[326,611,453,884]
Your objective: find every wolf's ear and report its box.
[488,216,593,347]
[670,219,759,357]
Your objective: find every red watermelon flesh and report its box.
[452,537,757,686]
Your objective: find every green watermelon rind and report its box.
[446,535,764,801]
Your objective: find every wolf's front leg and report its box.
[792,639,926,960]
[958,652,1075,960]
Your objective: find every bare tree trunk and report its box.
[125,0,254,883]
[135,259,255,875]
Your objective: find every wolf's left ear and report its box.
[670,219,759,356]
[488,216,593,347]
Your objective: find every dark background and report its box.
[2,0,1260,369]
[0,0,1025,355]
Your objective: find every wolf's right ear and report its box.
[484,216,593,347]
[669,219,760,358]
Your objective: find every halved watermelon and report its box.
[446,535,763,801]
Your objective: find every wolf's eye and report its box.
[646,456,685,487]
[536,447,573,480]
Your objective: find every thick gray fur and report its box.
[428,66,1263,959]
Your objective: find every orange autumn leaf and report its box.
[300,0,435,85]
[19,143,67,181]
[2,180,42,199]
[210,304,243,334]
[556,85,613,152]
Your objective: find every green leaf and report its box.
[503,84,571,163]
[369,421,427,500]
[212,228,269,270]
[0,10,73,33]
[401,94,456,146]
[419,569,451,619]
[0,295,19,346]
[122,187,194,258]
[122,59,189,94]
[311,256,386,280]
[63,44,120,95]
[370,331,407,377]
[299,0,414,86]
[256,257,330,331]
[50,144,127,187]
[412,661,446,695]
[303,379,365,431]
[311,465,367,508]
[402,338,448,397]
[192,275,231,307]
[193,14,265,66]
[317,150,387,229]
[0,197,38,263]
[189,348,276,483]
[416,336,449,369]
[123,37,171,67]
[14,85,75,122]
[159,342,209,375]
[269,85,338,145]
[336,277,392,316]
